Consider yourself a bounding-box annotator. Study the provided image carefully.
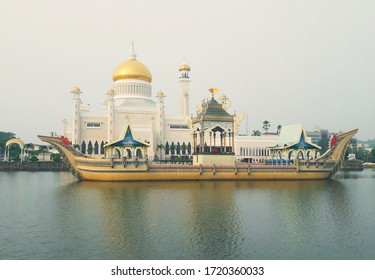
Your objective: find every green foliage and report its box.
[11,156,21,162]
[262,120,270,133]
[29,155,39,162]
[9,144,21,159]
[73,144,80,151]
[156,143,165,160]
[277,125,282,135]
[252,130,261,136]
[371,148,375,162]
[52,154,62,162]
[0,131,16,156]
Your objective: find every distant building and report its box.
[306,130,321,144]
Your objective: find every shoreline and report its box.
[0,161,67,172]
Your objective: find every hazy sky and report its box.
[1,0,374,143]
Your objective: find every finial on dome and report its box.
[129,41,137,60]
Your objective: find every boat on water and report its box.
[38,127,357,182]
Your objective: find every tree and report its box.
[87,146,93,157]
[370,148,375,163]
[277,125,282,135]
[251,130,261,136]
[156,143,164,160]
[24,143,34,161]
[0,131,16,157]
[38,145,48,161]
[52,154,62,162]
[262,120,271,134]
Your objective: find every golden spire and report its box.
[208,88,220,93]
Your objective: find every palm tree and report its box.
[262,120,271,134]
[156,143,164,160]
[277,125,282,135]
[24,143,34,161]
[38,145,48,161]
[252,130,261,136]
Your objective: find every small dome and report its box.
[156,91,165,97]
[106,88,115,95]
[220,94,227,100]
[71,86,81,93]
[179,63,191,71]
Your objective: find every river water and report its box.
[1,170,375,260]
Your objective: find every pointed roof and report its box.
[104,125,150,148]
[270,123,321,150]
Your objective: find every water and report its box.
[1,170,375,260]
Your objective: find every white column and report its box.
[106,89,115,142]
[150,118,155,160]
[156,91,166,146]
[178,67,191,117]
[71,87,82,145]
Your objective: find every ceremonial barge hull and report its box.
[38,129,357,182]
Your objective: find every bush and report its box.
[53,154,62,162]
[11,156,21,162]
[29,155,39,162]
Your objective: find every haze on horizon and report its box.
[1,0,374,144]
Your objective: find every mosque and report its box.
[61,45,281,162]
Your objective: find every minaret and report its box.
[156,90,166,145]
[71,87,82,145]
[61,118,67,137]
[106,88,116,142]
[178,62,191,117]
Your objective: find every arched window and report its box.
[176,142,181,155]
[100,141,105,154]
[165,142,169,155]
[136,148,143,159]
[87,141,93,155]
[187,142,191,155]
[181,142,186,155]
[114,148,121,159]
[94,141,99,154]
[125,148,132,159]
[81,141,86,154]
[170,142,175,155]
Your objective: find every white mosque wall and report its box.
[235,135,279,163]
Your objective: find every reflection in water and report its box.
[1,170,375,259]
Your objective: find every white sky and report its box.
[1,0,374,143]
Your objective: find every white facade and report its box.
[63,47,196,159]
[63,46,279,160]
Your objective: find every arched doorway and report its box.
[4,139,25,162]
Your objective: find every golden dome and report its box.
[106,88,115,95]
[113,58,152,83]
[179,63,191,71]
[156,90,165,97]
[71,86,81,93]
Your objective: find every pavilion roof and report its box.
[104,126,149,148]
[269,123,321,150]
